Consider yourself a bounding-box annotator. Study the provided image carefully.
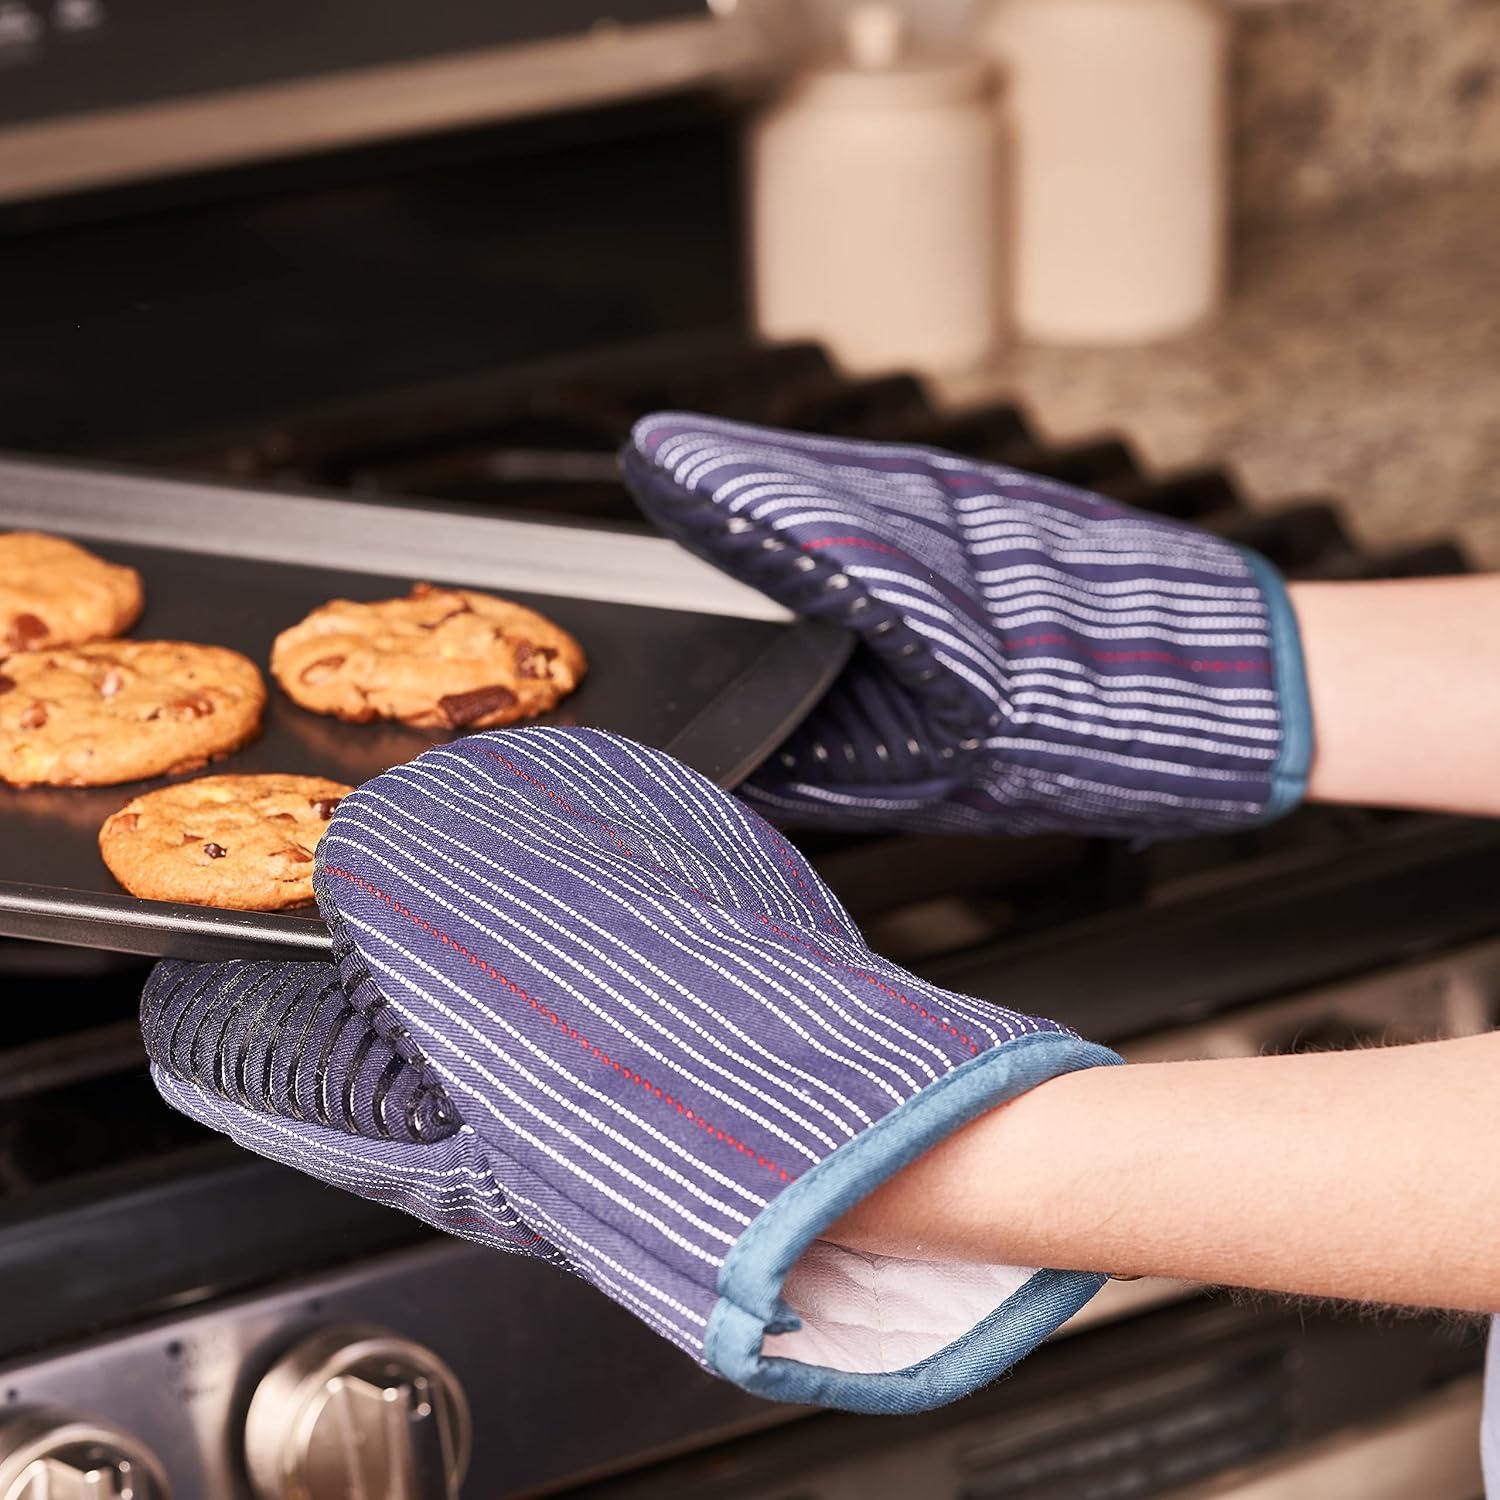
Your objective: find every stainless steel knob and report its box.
[244,1325,471,1500]
[0,1411,170,1500]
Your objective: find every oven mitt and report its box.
[141,725,1120,1414]
[621,414,1313,837]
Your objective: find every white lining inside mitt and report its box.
[763,1239,1037,1375]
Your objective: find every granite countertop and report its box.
[939,172,1500,568]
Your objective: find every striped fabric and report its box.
[143,727,1119,1413]
[622,414,1313,836]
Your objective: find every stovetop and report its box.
[3,331,1497,1380]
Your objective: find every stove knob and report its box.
[0,1411,170,1500]
[244,1325,470,1500]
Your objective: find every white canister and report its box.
[982,0,1228,344]
[749,4,1005,376]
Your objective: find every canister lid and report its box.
[778,3,995,108]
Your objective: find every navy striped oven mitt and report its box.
[142,727,1120,1413]
[621,414,1314,836]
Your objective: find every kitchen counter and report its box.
[940,172,1500,567]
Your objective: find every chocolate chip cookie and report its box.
[0,531,144,653]
[271,583,585,730]
[100,773,352,910]
[0,641,266,787]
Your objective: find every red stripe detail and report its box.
[800,535,906,558]
[755,914,981,1057]
[443,1213,542,1247]
[487,748,834,930]
[325,865,794,1184]
[768,834,841,934]
[482,748,965,1058]
[1004,631,1271,675]
[485,750,720,904]
[486,751,638,855]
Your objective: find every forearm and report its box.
[1292,575,1500,816]
[829,1033,1500,1312]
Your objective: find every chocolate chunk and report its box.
[5,613,47,650]
[18,703,47,730]
[438,684,518,727]
[512,641,558,680]
[170,693,216,719]
[300,655,345,684]
[0,674,14,695]
[309,796,342,820]
[203,842,228,859]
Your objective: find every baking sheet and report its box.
[0,458,851,961]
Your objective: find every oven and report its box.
[0,7,1494,1497]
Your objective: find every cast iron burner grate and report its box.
[119,333,1475,977]
[125,335,1468,585]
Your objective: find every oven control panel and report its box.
[0,1238,777,1498]
[0,1409,171,1498]
[244,1326,470,1500]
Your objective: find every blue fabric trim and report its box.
[1239,547,1313,823]
[704,1032,1122,1414]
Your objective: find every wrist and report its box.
[1291,575,1500,816]
[825,1062,1113,1267]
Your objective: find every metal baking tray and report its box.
[0,455,852,962]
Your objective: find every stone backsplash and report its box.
[1232,0,1500,223]
[941,173,1500,569]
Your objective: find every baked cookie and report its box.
[0,641,266,787]
[0,532,144,653]
[271,582,585,730]
[100,773,352,911]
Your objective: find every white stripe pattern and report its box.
[624,412,1306,838]
[143,727,1109,1395]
